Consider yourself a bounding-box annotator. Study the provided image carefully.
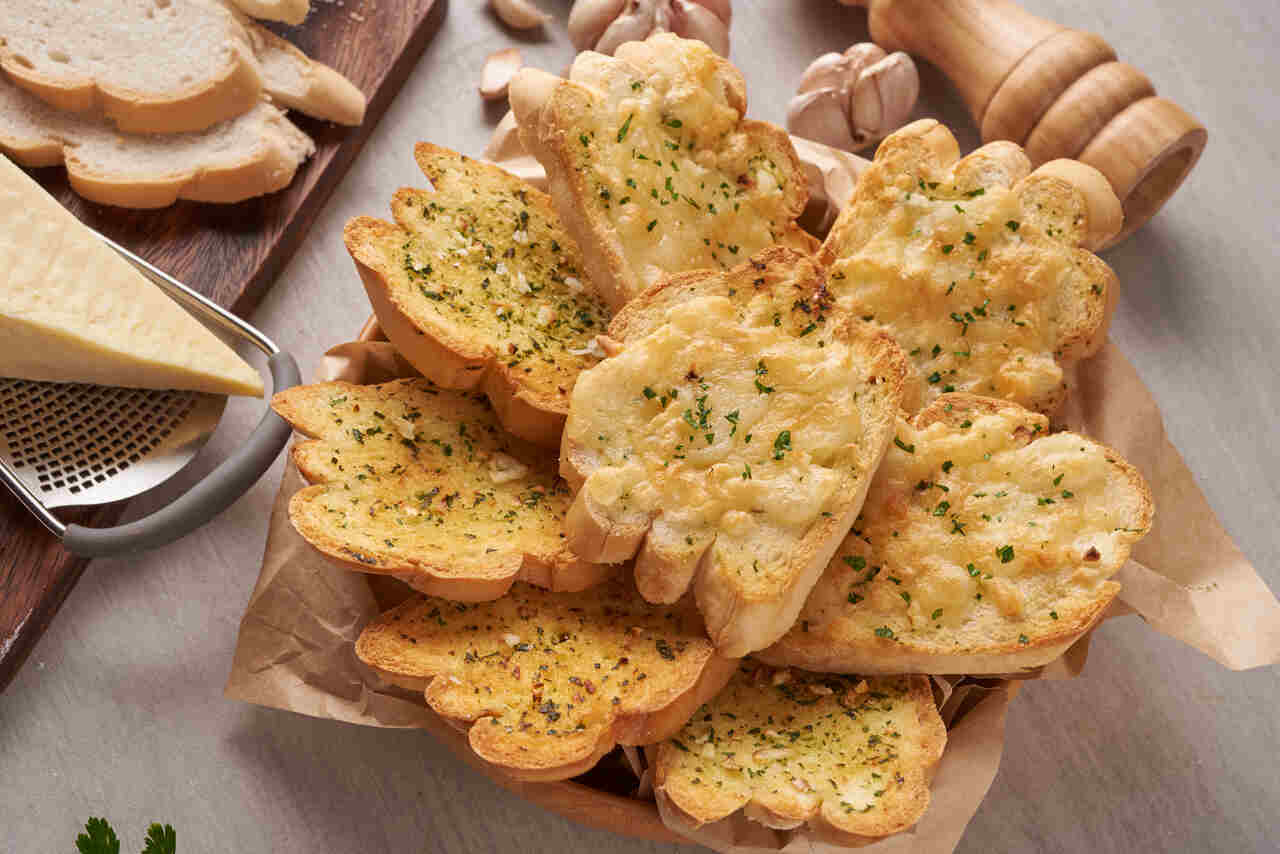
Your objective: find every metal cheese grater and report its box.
[0,233,300,557]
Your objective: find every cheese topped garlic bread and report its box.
[510,33,816,311]
[562,247,907,657]
[654,663,944,846]
[356,581,737,782]
[820,119,1123,414]
[272,379,610,602]
[345,145,612,448]
[759,394,1153,675]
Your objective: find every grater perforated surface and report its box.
[0,378,226,509]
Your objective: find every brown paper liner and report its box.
[226,137,1280,853]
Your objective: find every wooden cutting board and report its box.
[0,0,446,692]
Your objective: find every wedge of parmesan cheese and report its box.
[0,156,263,396]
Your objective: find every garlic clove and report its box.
[797,52,853,95]
[850,50,919,147]
[690,0,731,25]
[594,0,660,56]
[786,87,858,152]
[489,0,551,30]
[483,110,525,161]
[670,0,730,56]
[842,41,889,74]
[568,0,628,50]
[480,48,524,101]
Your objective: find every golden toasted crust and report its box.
[654,663,945,844]
[759,393,1154,674]
[819,119,1122,415]
[271,380,610,601]
[510,34,815,312]
[344,145,612,448]
[355,582,738,781]
[561,247,908,657]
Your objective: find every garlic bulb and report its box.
[786,43,919,152]
[568,0,732,57]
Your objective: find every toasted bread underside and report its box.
[759,394,1154,675]
[344,144,612,448]
[654,664,945,845]
[0,0,362,132]
[819,119,1123,415]
[355,581,738,782]
[272,380,609,601]
[561,247,908,657]
[511,33,816,311]
[0,76,312,208]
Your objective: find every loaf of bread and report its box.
[511,33,816,310]
[562,247,907,657]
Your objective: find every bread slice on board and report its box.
[355,581,738,782]
[344,144,612,448]
[0,75,313,208]
[759,394,1153,675]
[272,379,611,601]
[561,247,907,657]
[0,0,364,133]
[510,33,816,311]
[0,154,262,396]
[819,119,1122,415]
[654,664,945,846]
[227,0,309,26]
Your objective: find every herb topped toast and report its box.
[355,581,737,782]
[759,394,1153,675]
[561,247,908,657]
[344,145,613,448]
[272,380,610,602]
[653,663,945,846]
[820,119,1123,414]
[510,33,817,311]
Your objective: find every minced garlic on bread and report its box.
[759,394,1153,675]
[355,581,738,782]
[510,33,816,311]
[561,247,907,657]
[271,380,610,602]
[819,119,1123,414]
[344,145,612,448]
[654,663,944,846]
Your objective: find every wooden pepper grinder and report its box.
[845,0,1207,247]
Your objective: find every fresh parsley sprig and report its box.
[77,818,175,854]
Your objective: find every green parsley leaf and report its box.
[874,626,896,639]
[142,824,177,854]
[844,555,867,571]
[996,545,1015,563]
[772,430,792,460]
[931,608,943,620]
[617,113,634,143]
[894,437,915,454]
[77,819,121,854]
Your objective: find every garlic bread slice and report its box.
[272,380,609,601]
[510,33,816,311]
[345,145,612,448]
[355,581,738,782]
[760,394,1153,675]
[820,119,1123,414]
[562,248,907,657]
[654,663,945,846]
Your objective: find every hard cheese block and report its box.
[0,156,263,397]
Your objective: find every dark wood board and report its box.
[0,0,446,692]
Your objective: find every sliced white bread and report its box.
[226,0,309,26]
[0,0,363,133]
[0,74,313,208]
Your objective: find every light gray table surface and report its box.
[3,1,1278,852]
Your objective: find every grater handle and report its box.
[61,352,301,557]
